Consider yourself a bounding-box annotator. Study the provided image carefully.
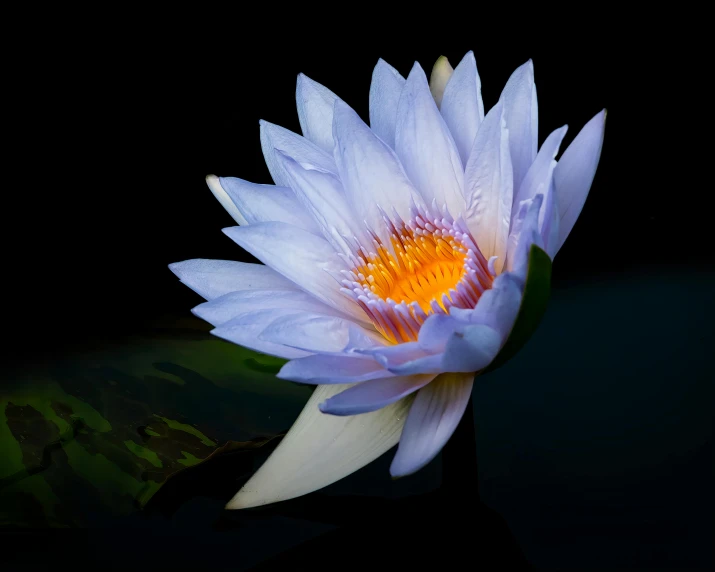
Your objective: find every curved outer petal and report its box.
[500,60,538,190]
[223,222,367,324]
[168,259,296,301]
[211,310,312,360]
[278,354,395,384]
[429,56,453,108]
[276,151,365,251]
[192,289,346,328]
[553,109,606,254]
[226,384,414,509]
[259,120,336,188]
[463,100,513,273]
[369,58,406,148]
[319,374,436,416]
[396,63,465,218]
[440,51,484,165]
[390,372,473,477]
[206,174,247,225]
[258,312,368,354]
[218,176,321,233]
[296,74,340,153]
[332,99,421,241]
[512,125,568,219]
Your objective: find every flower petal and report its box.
[429,56,453,108]
[218,176,321,233]
[440,51,484,165]
[440,324,502,372]
[319,374,435,416]
[510,194,545,280]
[369,58,406,148]
[259,120,336,188]
[206,174,247,225]
[332,99,421,240]
[276,150,365,251]
[227,384,413,509]
[395,63,465,217]
[168,259,296,301]
[259,312,365,354]
[192,289,345,328]
[463,100,513,272]
[500,60,538,190]
[223,222,366,323]
[540,177,560,258]
[553,109,606,254]
[390,372,473,477]
[278,354,394,384]
[211,310,312,360]
[296,74,339,153]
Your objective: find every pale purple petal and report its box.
[510,194,545,280]
[319,374,436,416]
[440,51,484,165]
[278,354,395,384]
[259,312,363,354]
[296,74,339,153]
[219,176,321,233]
[395,62,465,217]
[463,100,513,272]
[168,259,296,301]
[500,60,538,190]
[390,372,474,477]
[440,324,502,372]
[369,58,405,148]
[540,178,560,258]
[553,109,606,254]
[259,120,336,187]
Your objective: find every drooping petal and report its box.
[429,56,453,108]
[553,109,606,254]
[192,289,346,328]
[212,310,312,360]
[168,259,296,301]
[206,174,247,225]
[500,60,538,190]
[296,74,340,153]
[278,354,394,384]
[332,99,421,240]
[440,51,484,165]
[259,120,336,188]
[218,176,321,233]
[369,58,406,148]
[319,374,435,416]
[227,384,414,509]
[463,100,513,272]
[512,125,568,219]
[390,372,474,477]
[395,63,465,217]
[223,222,366,323]
[276,151,365,251]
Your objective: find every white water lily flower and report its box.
[170,52,605,509]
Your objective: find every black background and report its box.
[4,15,712,571]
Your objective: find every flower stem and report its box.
[440,394,479,501]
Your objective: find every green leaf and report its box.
[484,244,552,373]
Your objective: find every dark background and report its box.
[4,16,712,571]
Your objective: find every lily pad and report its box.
[485,244,552,373]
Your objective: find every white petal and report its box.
[463,100,513,272]
[206,174,247,225]
[193,289,345,328]
[500,60,538,190]
[296,74,339,153]
[369,59,406,148]
[218,176,321,233]
[395,62,465,217]
[332,99,421,241]
[440,51,484,165]
[168,259,296,301]
[553,109,606,254]
[260,120,336,188]
[223,222,366,323]
[226,384,413,508]
[429,56,453,108]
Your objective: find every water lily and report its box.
[170,52,605,509]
